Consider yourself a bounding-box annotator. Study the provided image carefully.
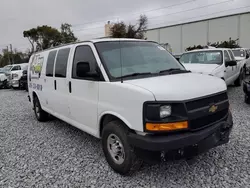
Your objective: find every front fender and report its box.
[98,111,133,137]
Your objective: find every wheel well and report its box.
[32,92,38,103]
[99,114,130,137]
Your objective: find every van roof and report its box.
[32,38,153,54]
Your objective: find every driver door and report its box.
[224,50,235,85]
[228,49,240,78]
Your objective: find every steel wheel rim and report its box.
[107,134,125,165]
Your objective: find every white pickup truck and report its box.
[180,48,244,86]
[3,63,29,89]
[232,48,250,75]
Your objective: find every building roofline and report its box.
[146,11,250,31]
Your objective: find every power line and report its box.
[148,5,250,29]
[71,0,197,28]
[147,0,233,21]
[72,0,233,33]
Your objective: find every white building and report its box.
[146,12,250,54]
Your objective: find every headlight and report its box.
[144,102,188,132]
[13,73,18,78]
[160,105,171,118]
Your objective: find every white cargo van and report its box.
[28,39,233,175]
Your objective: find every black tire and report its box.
[101,120,142,175]
[234,70,243,86]
[245,95,250,104]
[33,96,49,122]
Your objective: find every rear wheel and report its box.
[101,120,142,175]
[33,96,49,122]
[234,70,243,86]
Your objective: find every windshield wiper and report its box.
[117,72,153,79]
[159,68,191,75]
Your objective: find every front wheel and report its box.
[101,120,142,175]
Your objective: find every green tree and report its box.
[0,48,29,67]
[186,38,241,51]
[23,23,78,52]
[110,15,148,39]
[60,23,78,44]
[208,38,240,48]
[0,49,11,67]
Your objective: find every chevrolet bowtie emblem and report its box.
[209,104,218,113]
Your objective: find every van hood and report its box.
[182,64,220,75]
[125,73,226,101]
[235,57,245,61]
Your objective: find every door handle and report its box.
[54,80,57,90]
[69,81,72,93]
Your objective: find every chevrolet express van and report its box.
[28,39,233,175]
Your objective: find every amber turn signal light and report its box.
[146,121,188,131]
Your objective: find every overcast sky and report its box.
[0,0,249,52]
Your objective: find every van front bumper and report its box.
[128,112,233,153]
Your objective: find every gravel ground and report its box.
[0,85,250,188]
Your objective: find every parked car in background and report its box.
[243,77,250,104]
[180,48,244,86]
[20,69,28,91]
[28,38,233,175]
[5,63,29,89]
[232,48,250,75]
[173,53,182,61]
[0,68,10,89]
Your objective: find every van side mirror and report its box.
[225,60,237,67]
[76,62,99,78]
[76,62,90,77]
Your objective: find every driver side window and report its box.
[72,45,100,80]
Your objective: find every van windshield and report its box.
[95,41,184,80]
[180,51,223,65]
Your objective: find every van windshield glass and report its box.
[180,51,223,65]
[95,41,184,80]
[232,49,245,57]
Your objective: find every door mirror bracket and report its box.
[76,62,99,78]
[225,60,237,67]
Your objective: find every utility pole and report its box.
[6,46,11,65]
[10,44,13,64]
